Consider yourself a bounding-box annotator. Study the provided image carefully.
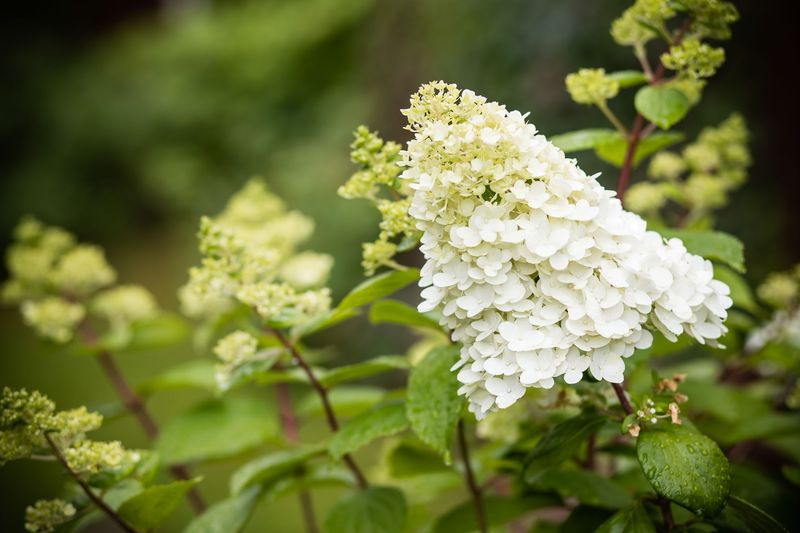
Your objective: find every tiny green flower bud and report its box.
[25,499,76,533]
[92,285,158,331]
[662,38,725,79]
[21,297,85,343]
[565,68,619,105]
[648,152,687,181]
[49,245,116,295]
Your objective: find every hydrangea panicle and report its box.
[401,82,733,419]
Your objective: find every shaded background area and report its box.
[1,0,797,530]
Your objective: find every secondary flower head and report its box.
[91,285,158,331]
[402,82,732,419]
[565,68,619,105]
[25,499,76,533]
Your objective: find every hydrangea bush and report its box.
[2,1,798,531]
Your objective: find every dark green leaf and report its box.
[559,506,614,533]
[137,359,217,396]
[385,440,452,478]
[595,132,684,168]
[595,503,656,533]
[230,444,327,494]
[524,413,605,484]
[118,478,201,531]
[368,299,442,333]
[406,345,464,463]
[185,486,262,533]
[323,487,406,533]
[537,469,632,509]
[634,86,690,129]
[607,70,648,88]
[157,395,278,464]
[433,495,558,533]
[319,355,409,388]
[636,424,730,517]
[338,269,421,311]
[782,465,800,487]
[657,229,745,273]
[329,401,408,459]
[725,496,789,533]
[550,129,619,153]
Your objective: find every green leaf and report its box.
[713,265,759,313]
[634,86,690,129]
[230,444,327,494]
[385,440,453,478]
[319,355,410,388]
[725,496,789,533]
[323,487,406,533]
[433,495,558,533]
[406,345,464,463]
[137,359,217,396]
[636,424,730,517]
[523,413,605,484]
[658,229,745,273]
[338,269,421,311]
[185,486,262,533]
[595,132,684,168]
[297,385,386,418]
[595,503,656,533]
[118,478,201,531]
[291,306,361,338]
[329,401,408,459]
[782,465,800,487]
[368,299,442,333]
[607,70,648,88]
[125,313,189,351]
[157,395,278,464]
[550,129,619,153]
[536,469,632,509]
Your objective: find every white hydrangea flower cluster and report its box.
[401,82,733,419]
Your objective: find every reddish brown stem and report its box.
[611,382,634,415]
[657,496,676,531]
[269,328,368,489]
[275,382,319,533]
[457,420,487,533]
[45,434,138,533]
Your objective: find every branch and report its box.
[457,420,488,533]
[45,434,138,533]
[80,323,207,513]
[275,381,319,533]
[269,327,369,489]
[616,18,693,200]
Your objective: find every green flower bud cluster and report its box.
[25,499,76,533]
[181,179,333,324]
[63,440,130,475]
[3,217,162,344]
[662,38,725,80]
[682,0,739,40]
[611,0,676,46]
[757,265,800,310]
[565,68,619,105]
[213,330,280,390]
[625,114,749,219]
[339,127,418,276]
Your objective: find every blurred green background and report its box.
[1,0,797,530]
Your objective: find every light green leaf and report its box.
[725,496,789,533]
[230,444,327,495]
[406,345,464,463]
[385,440,453,478]
[432,495,558,533]
[118,478,201,531]
[291,306,361,338]
[338,269,421,311]
[323,487,406,533]
[634,86,690,129]
[138,359,217,396]
[536,469,632,509]
[319,355,409,388]
[637,424,730,517]
[125,312,190,351]
[524,413,605,483]
[329,401,408,459]
[607,70,648,88]
[157,395,278,464]
[368,299,442,333]
[264,464,355,501]
[713,265,759,313]
[595,503,656,533]
[297,386,386,418]
[658,229,745,273]
[550,129,619,153]
[184,486,262,533]
[595,132,684,167]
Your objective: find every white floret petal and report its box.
[401,82,732,420]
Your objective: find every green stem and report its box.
[597,101,629,137]
[457,420,487,533]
